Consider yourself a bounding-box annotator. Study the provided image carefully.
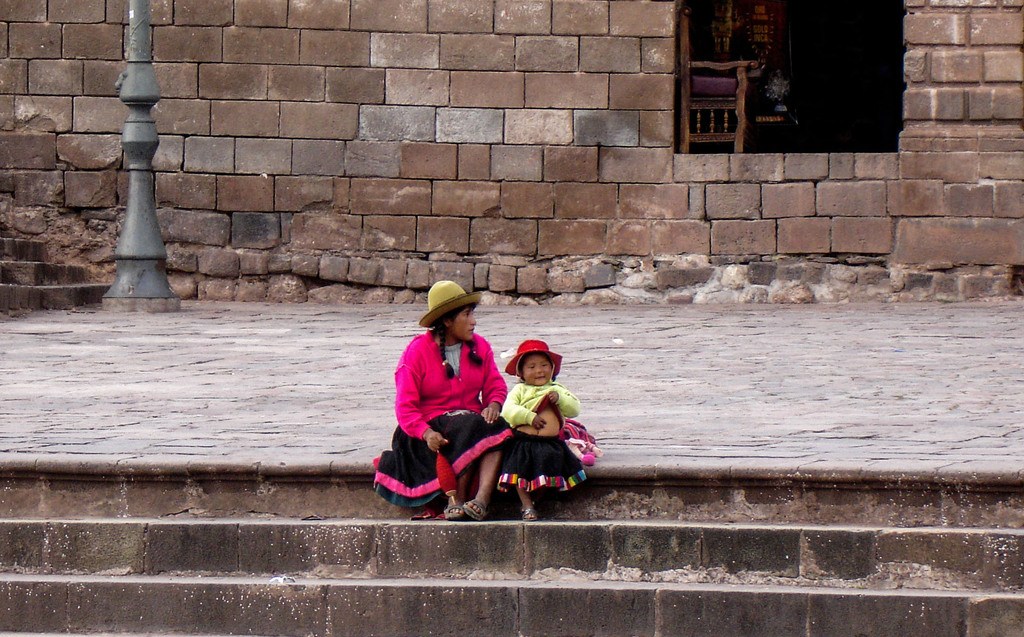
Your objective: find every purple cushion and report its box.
[692,75,738,97]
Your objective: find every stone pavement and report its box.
[2,300,1023,483]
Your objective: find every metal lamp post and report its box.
[103,0,180,312]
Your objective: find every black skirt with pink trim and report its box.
[373,410,512,508]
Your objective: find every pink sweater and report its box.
[394,332,508,440]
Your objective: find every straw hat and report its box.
[419,280,481,328]
[504,339,563,377]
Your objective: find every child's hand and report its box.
[546,391,559,404]
[531,413,546,430]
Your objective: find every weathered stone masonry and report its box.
[1,0,1022,304]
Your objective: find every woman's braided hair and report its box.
[431,305,482,378]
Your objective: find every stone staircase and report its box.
[1,494,1023,635]
[0,238,107,313]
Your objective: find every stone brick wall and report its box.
[1,0,1022,304]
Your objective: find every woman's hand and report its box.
[423,429,448,452]
[482,401,501,423]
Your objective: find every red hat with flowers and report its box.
[504,339,563,378]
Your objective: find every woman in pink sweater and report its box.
[373,281,511,520]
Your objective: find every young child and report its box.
[498,340,586,521]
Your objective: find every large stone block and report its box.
[352,0,426,31]
[501,181,554,217]
[526,72,608,108]
[711,219,776,255]
[599,147,672,183]
[470,217,537,254]
[652,220,710,254]
[505,108,573,144]
[496,0,551,34]
[370,33,439,69]
[432,180,500,216]
[660,590,807,637]
[436,107,504,143]
[807,593,966,637]
[544,146,598,182]
[458,144,490,179]
[428,0,493,33]
[835,216,892,252]
[574,110,640,147]
[288,0,349,29]
[363,215,416,251]
[56,134,121,170]
[515,35,579,71]
[345,141,400,178]
[350,178,432,215]
[223,27,300,64]
[359,105,435,142]
[158,209,231,246]
[520,587,656,636]
[762,182,815,218]
[326,67,384,103]
[450,70,525,108]
[553,0,608,35]
[400,142,458,179]
[0,133,56,170]
[280,103,359,140]
[705,183,761,219]
[778,217,831,254]
[146,523,238,573]
[46,522,145,573]
[702,527,800,576]
[554,182,617,218]
[539,219,606,254]
[581,35,641,73]
[894,218,1024,265]
[417,216,470,252]
[218,174,274,212]
[607,219,651,255]
[609,0,674,36]
[9,23,61,59]
[292,140,346,177]
[817,181,887,217]
[232,212,281,249]
[619,184,689,219]
[65,170,117,208]
[491,145,543,181]
[290,212,362,250]
[385,69,449,106]
[609,73,673,109]
[439,33,515,70]
[329,585,516,637]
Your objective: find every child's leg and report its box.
[516,485,534,510]
[517,486,539,521]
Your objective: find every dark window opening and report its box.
[682,0,905,153]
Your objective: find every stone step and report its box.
[0,283,107,311]
[0,260,93,285]
[0,573,1021,637]
[0,237,46,261]
[2,519,1022,592]
[4,461,1024,528]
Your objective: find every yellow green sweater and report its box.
[501,381,581,428]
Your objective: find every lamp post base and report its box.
[102,297,181,313]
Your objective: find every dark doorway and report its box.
[775,0,905,152]
[683,0,905,153]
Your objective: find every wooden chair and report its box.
[678,2,759,153]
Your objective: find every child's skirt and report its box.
[497,431,587,493]
[374,410,512,508]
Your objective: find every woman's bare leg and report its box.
[473,449,501,505]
